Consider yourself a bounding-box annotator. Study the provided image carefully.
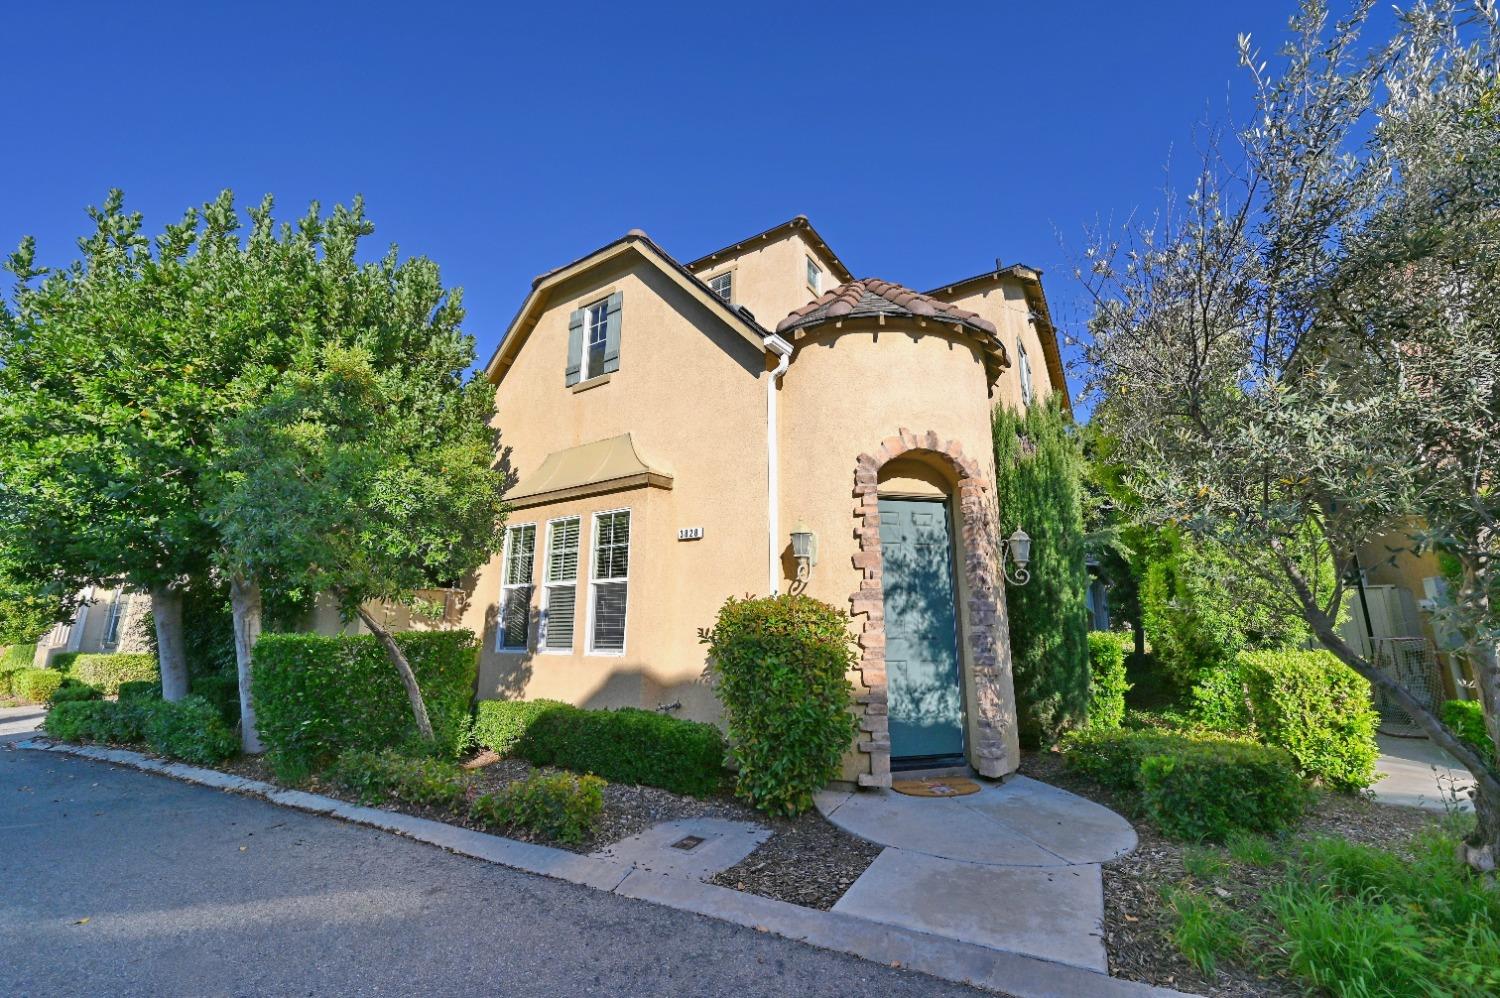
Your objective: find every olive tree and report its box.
[1081,0,1500,865]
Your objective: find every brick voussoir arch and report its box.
[849,428,1013,787]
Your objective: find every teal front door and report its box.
[879,498,965,761]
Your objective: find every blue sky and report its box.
[1,2,1339,398]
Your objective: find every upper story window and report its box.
[707,272,733,303]
[806,257,822,293]
[496,523,536,652]
[566,292,623,386]
[1017,339,1034,405]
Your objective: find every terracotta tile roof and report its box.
[775,278,999,338]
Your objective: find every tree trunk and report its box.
[355,603,434,742]
[150,585,190,701]
[1132,618,1146,658]
[229,574,265,754]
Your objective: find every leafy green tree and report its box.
[0,556,71,646]
[1081,1,1500,865]
[993,396,1091,745]
[212,313,505,740]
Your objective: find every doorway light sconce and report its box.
[1002,526,1032,586]
[791,521,818,584]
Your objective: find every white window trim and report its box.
[540,515,581,655]
[102,589,125,646]
[806,256,822,294]
[1017,338,1034,405]
[585,507,631,657]
[706,270,733,304]
[583,297,611,382]
[496,522,537,653]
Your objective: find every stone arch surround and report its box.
[848,428,1018,786]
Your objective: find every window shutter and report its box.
[602,291,623,374]
[565,308,585,386]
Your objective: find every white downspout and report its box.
[764,335,794,595]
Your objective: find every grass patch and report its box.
[1181,846,1230,881]
[1223,830,1280,866]
[1163,886,1244,975]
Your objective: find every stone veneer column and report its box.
[848,428,1020,787]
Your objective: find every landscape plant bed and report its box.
[1021,748,1453,998]
[179,746,880,910]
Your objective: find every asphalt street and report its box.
[0,727,979,997]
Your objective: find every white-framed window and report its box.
[584,298,610,380]
[707,271,733,303]
[496,523,537,651]
[806,256,822,293]
[102,589,126,645]
[541,516,581,653]
[1017,338,1034,405]
[587,509,631,655]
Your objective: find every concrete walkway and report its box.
[816,776,1137,973]
[1374,733,1475,811]
[0,703,45,742]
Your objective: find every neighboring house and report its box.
[33,586,151,667]
[443,215,1068,788]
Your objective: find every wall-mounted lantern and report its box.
[1002,526,1032,586]
[791,521,818,584]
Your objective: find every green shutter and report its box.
[565,308,585,386]
[602,291,623,374]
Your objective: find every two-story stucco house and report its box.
[465,216,1067,787]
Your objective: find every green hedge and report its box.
[13,668,64,704]
[42,696,236,763]
[1190,665,1253,732]
[473,699,727,797]
[1442,700,1492,763]
[1233,650,1378,791]
[49,651,80,673]
[252,630,478,780]
[68,654,158,696]
[1,643,36,670]
[48,679,103,704]
[701,594,858,814]
[327,747,471,809]
[1064,727,1305,841]
[1086,632,1132,730]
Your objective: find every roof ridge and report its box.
[776,277,997,338]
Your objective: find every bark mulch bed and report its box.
[1019,748,1450,998]
[211,750,879,911]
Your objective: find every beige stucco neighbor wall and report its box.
[690,230,846,331]
[941,276,1056,412]
[34,586,150,668]
[459,252,771,721]
[776,320,1021,783]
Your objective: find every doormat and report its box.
[891,777,982,798]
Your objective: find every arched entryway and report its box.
[849,428,1018,786]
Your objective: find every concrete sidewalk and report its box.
[817,776,1137,973]
[1373,733,1475,811]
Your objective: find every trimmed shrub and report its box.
[514,704,727,797]
[189,673,241,726]
[993,398,1092,744]
[1140,740,1306,841]
[472,698,571,755]
[327,748,471,809]
[1443,700,1493,762]
[702,594,857,815]
[252,630,478,780]
[1085,632,1131,730]
[470,770,606,844]
[48,651,80,674]
[1190,664,1253,732]
[48,679,103,704]
[1235,650,1378,791]
[13,668,64,704]
[68,653,158,696]
[43,699,150,744]
[1064,727,1207,791]
[118,680,162,703]
[141,695,238,764]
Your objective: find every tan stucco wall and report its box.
[776,320,1016,779]
[689,229,846,330]
[940,277,1056,411]
[463,252,771,721]
[35,587,150,668]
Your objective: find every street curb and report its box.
[17,738,1187,998]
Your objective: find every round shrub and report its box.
[470,770,606,845]
[472,698,572,755]
[1139,740,1306,841]
[14,668,64,704]
[702,594,859,816]
[141,695,238,764]
[68,654,158,696]
[43,699,150,744]
[1235,650,1379,791]
[1190,664,1253,732]
[118,680,163,703]
[516,705,727,797]
[48,679,103,704]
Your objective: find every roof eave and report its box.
[685,215,855,283]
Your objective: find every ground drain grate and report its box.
[671,835,706,851]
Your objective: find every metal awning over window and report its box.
[506,433,672,509]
